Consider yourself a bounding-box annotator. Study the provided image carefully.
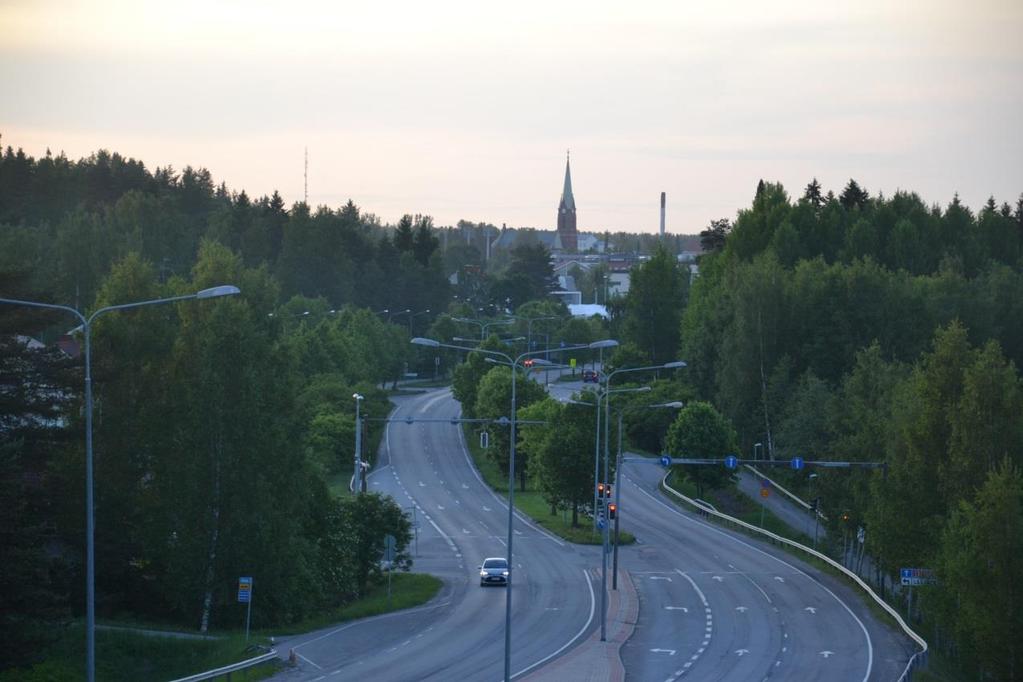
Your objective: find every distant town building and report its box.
[556,154,578,252]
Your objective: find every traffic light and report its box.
[597,482,605,498]
[524,359,534,368]
[608,503,617,520]
[604,484,612,499]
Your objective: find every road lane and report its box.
[617,460,912,681]
[274,389,597,682]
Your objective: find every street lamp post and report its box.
[597,360,686,640]
[353,393,365,493]
[611,400,684,589]
[411,336,615,682]
[407,309,431,337]
[0,284,240,682]
[453,316,512,341]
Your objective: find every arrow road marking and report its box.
[712,575,724,582]
[462,483,469,489]
[649,576,673,581]
[774,576,785,583]
[735,606,748,612]
[418,481,426,487]
[650,648,676,655]
[665,606,688,612]
[805,606,817,614]
[820,651,834,658]
[462,528,470,534]
[437,505,445,510]
[483,506,492,512]
[735,649,749,657]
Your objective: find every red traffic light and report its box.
[608,503,617,519]
[597,482,605,496]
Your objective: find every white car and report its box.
[479,557,510,586]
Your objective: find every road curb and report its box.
[520,569,638,681]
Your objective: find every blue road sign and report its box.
[900,567,936,586]
[238,576,252,603]
[724,455,738,469]
[596,517,606,530]
[660,455,672,467]
[791,456,804,470]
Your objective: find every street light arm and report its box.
[0,297,87,326]
[89,285,240,323]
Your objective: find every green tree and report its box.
[932,461,1023,680]
[665,402,738,498]
[621,245,687,365]
[474,365,547,490]
[519,398,596,525]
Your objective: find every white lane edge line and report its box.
[510,569,596,679]
[635,482,874,682]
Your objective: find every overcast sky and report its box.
[2,0,1021,233]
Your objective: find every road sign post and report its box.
[384,534,397,607]
[238,577,253,642]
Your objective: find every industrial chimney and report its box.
[659,192,666,239]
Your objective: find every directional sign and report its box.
[900,567,937,586]
[596,517,606,530]
[660,455,672,467]
[237,577,252,603]
[791,456,804,470]
[383,534,396,563]
[724,455,738,469]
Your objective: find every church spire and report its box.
[561,151,575,211]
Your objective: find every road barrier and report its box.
[168,648,278,682]
[661,473,928,681]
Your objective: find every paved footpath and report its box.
[522,568,638,682]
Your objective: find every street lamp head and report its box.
[662,360,687,369]
[588,339,619,349]
[353,393,364,401]
[196,285,241,299]
[660,401,685,408]
[411,337,440,347]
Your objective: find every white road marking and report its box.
[483,505,492,512]
[649,576,673,581]
[821,651,834,658]
[735,606,748,612]
[805,606,817,614]
[511,570,595,679]
[735,649,749,657]
[437,505,445,510]
[712,575,723,582]
[633,484,875,682]
[296,652,324,669]
[774,576,785,582]
[665,606,688,612]
[650,648,677,655]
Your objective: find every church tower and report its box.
[556,153,578,252]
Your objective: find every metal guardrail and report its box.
[168,649,278,682]
[660,474,928,681]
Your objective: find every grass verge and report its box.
[461,424,635,546]
[270,572,443,635]
[6,573,443,682]
[0,628,275,682]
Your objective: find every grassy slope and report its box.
[462,423,635,546]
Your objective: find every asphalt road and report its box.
[272,384,915,681]
[272,389,599,681]
[616,461,914,681]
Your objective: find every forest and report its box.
[2,142,1022,679]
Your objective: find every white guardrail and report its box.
[661,473,928,681]
[168,649,278,682]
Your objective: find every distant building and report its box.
[556,154,578,252]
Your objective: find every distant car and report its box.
[582,369,600,383]
[479,557,510,586]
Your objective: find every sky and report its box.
[1,0,1021,233]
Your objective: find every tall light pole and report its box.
[1,284,240,682]
[597,360,686,640]
[611,400,684,589]
[407,309,431,337]
[412,336,615,682]
[353,393,365,493]
[453,316,512,341]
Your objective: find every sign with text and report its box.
[900,568,936,586]
[238,576,252,603]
